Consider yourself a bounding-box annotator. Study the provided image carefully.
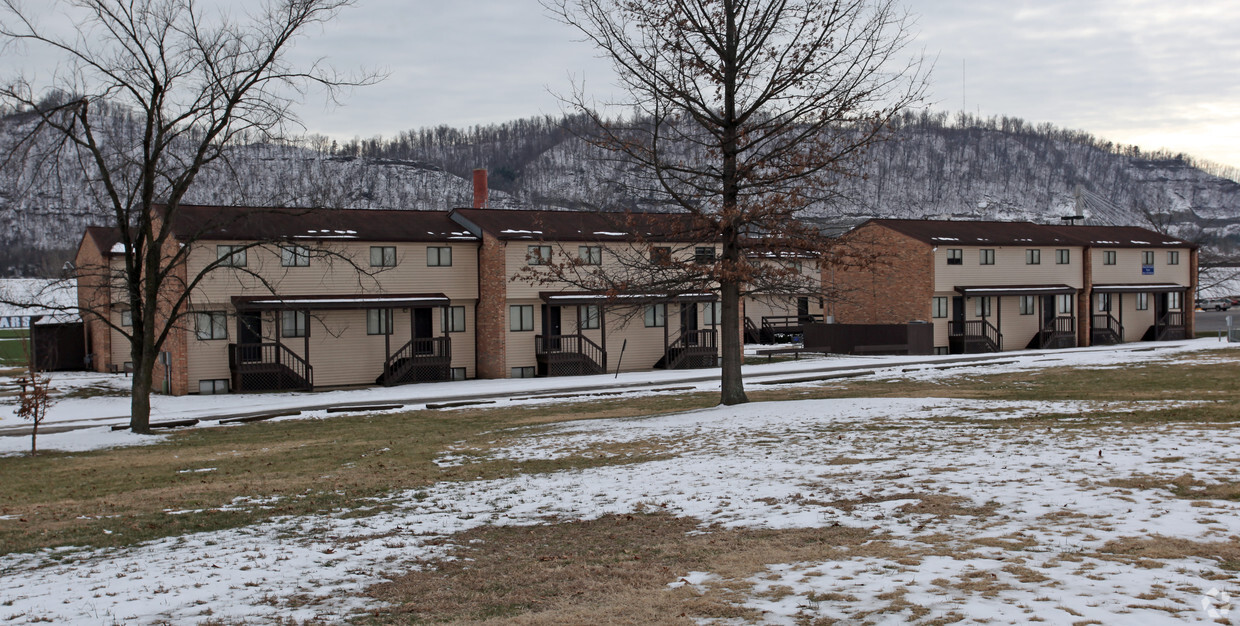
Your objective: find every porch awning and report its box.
[954,284,1076,297]
[539,291,717,306]
[233,293,450,311]
[1091,283,1187,294]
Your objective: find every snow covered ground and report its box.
[0,339,1237,624]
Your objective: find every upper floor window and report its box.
[370,246,396,267]
[979,249,995,265]
[931,296,948,318]
[120,310,133,326]
[1142,251,1155,266]
[427,246,452,267]
[651,246,672,265]
[946,249,963,265]
[1103,250,1117,265]
[527,245,552,265]
[1025,249,1041,265]
[281,245,309,267]
[195,311,228,340]
[578,246,602,265]
[217,245,247,267]
[1056,249,1070,264]
[695,247,717,264]
[1167,251,1180,265]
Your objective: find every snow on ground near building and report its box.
[0,340,1238,624]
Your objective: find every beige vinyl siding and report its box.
[110,309,130,369]
[186,305,233,386]
[996,296,1043,351]
[505,298,542,372]
[744,294,824,323]
[931,291,954,350]
[933,246,1084,292]
[1095,292,1158,343]
[1089,248,1192,285]
[188,240,480,303]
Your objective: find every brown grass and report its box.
[360,513,875,625]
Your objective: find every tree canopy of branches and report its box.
[0,0,377,432]
[545,0,928,404]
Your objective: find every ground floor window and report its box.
[579,304,600,330]
[510,305,534,331]
[1057,294,1073,314]
[1136,293,1149,310]
[704,302,721,326]
[442,306,466,332]
[282,310,308,337]
[645,303,666,327]
[450,367,467,381]
[367,309,393,335]
[934,346,950,355]
[511,366,535,378]
[198,379,229,394]
[196,311,228,340]
[1018,296,1035,315]
[932,297,948,318]
[974,297,992,318]
[1169,292,1183,310]
[1096,293,1112,313]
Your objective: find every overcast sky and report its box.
[10,0,1240,169]
[282,0,1239,169]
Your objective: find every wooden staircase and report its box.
[655,329,718,369]
[1029,315,1077,349]
[948,320,1002,354]
[536,334,606,377]
[229,343,313,393]
[378,337,452,386]
[1090,314,1122,346]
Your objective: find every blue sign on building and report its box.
[1141,265,1154,276]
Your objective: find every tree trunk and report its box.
[130,355,155,434]
[718,275,748,405]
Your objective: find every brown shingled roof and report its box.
[168,205,477,243]
[449,208,717,242]
[863,219,1194,249]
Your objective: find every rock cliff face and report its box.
[2,109,1237,276]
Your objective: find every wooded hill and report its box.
[2,108,1237,276]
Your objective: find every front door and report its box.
[413,308,433,354]
[238,311,262,362]
[541,305,562,350]
[1042,295,1056,326]
[681,302,698,345]
[796,297,809,320]
[951,296,965,333]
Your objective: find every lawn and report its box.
[0,328,28,367]
[1,346,1238,624]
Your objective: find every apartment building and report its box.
[828,219,1197,354]
[76,201,729,395]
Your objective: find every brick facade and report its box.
[74,229,112,373]
[474,232,508,379]
[828,226,933,324]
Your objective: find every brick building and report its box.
[827,219,1197,354]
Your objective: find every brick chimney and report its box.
[472,169,488,209]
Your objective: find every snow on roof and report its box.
[593,231,628,236]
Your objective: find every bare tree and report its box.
[0,0,379,432]
[544,0,928,404]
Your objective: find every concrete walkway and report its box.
[0,342,1176,438]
